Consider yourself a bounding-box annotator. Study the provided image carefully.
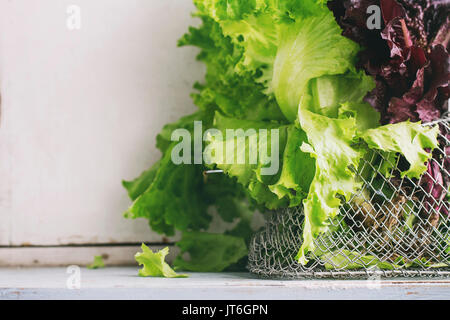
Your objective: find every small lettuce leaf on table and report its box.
[136,244,188,278]
[87,256,106,269]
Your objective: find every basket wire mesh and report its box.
[248,118,450,279]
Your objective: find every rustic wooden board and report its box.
[0,245,178,267]
[0,0,202,246]
[0,267,449,300]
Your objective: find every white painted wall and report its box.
[0,0,204,246]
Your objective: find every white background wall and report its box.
[0,0,203,248]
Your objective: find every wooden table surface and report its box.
[0,267,449,300]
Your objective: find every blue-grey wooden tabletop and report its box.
[0,267,449,300]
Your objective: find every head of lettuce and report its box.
[123,0,440,273]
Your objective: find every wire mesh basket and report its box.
[248,118,450,279]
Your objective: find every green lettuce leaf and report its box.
[179,16,285,122]
[174,232,248,272]
[295,75,439,264]
[338,101,380,132]
[268,125,316,205]
[312,71,376,119]
[193,0,359,121]
[296,98,440,264]
[124,146,210,236]
[136,244,188,278]
[87,256,105,269]
[193,0,329,22]
[272,13,359,121]
[361,122,440,179]
[124,110,255,271]
[204,113,315,209]
[321,250,400,270]
[296,103,363,264]
[123,161,160,202]
[123,110,252,236]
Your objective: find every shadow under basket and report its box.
[248,119,450,279]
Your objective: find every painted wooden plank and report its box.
[0,245,178,267]
[0,143,11,245]
[0,0,202,245]
[0,268,449,300]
